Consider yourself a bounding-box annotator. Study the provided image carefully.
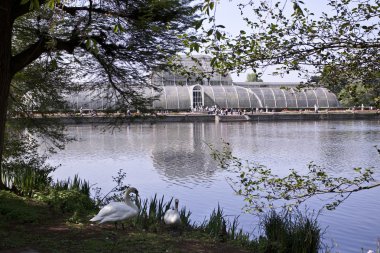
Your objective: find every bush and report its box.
[34,189,95,222]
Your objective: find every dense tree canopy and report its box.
[196,0,380,105]
[0,0,200,188]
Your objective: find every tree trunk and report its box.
[0,1,12,189]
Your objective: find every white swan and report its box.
[164,198,181,226]
[90,187,139,229]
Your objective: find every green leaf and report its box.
[215,30,222,40]
[31,0,40,9]
[209,1,214,10]
[85,39,91,50]
[47,0,55,9]
[113,25,119,33]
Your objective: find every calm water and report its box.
[49,120,380,252]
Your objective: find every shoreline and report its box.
[17,111,380,124]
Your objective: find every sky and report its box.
[214,0,329,82]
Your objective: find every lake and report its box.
[48,120,380,252]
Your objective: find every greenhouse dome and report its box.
[144,85,339,110]
[62,55,340,111]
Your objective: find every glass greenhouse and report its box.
[63,55,340,111]
[144,85,340,110]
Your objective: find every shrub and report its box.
[35,189,95,222]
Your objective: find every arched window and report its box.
[192,86,203,108]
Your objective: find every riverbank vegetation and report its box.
[0,173,324,253]
[1,0,379,252]
[209,142,380,213]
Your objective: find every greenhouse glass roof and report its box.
[63,56,340,111]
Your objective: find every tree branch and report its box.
[11,37,47,77]
[11,34,81,77]
[11,0,47,22]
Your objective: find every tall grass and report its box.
[199,205,251,245]
[133,194,192,231]
[1,164,52,197]
[260,209,321,253]
[52,174,90,196]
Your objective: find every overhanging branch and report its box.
[11,34,81,77]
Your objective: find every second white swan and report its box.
[164,198,181,226]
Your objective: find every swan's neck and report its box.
[125,195,139,211]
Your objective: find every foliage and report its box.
[92,169,130,206]
[258,209,321,253]
[198,205,251,245]
[0,0,201,187]
[309,72,380,107]
[178,204,192,229]
[246,72,263,82]
[338,82,380,107]
[0,190,49,224]
[0,189,324,252]
[1,60,71,193]
[132,194,192,232]
[199,205,226,240]
[135,194,172,231]
[91,169,192,230]
[9,60,73,115]
[34,189,95,221]
[51,174,90,196]
[194,0,380,105]
[10,0,200,112]
[201,0,380,75]
[1,130,56,197]
[209,142,380,213]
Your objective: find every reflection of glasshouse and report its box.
[65,55,340,111]
[147,55,340,110]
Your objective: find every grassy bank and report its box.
[0,189,324,253]
[0,190,252,253]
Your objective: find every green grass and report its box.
[0,189,325,253]
[0,190,251,253]
[0,190,50,224]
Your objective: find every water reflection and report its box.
[49,120,380,253]
[152,123,220,183]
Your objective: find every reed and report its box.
[199,205,225,237]
[199,205,251,245]
[1,165,52,197]
[52,174,90,196]
[133,194,192,230]
[228,216,251,243]
[178,205,192,228]
[260,209,321,253]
